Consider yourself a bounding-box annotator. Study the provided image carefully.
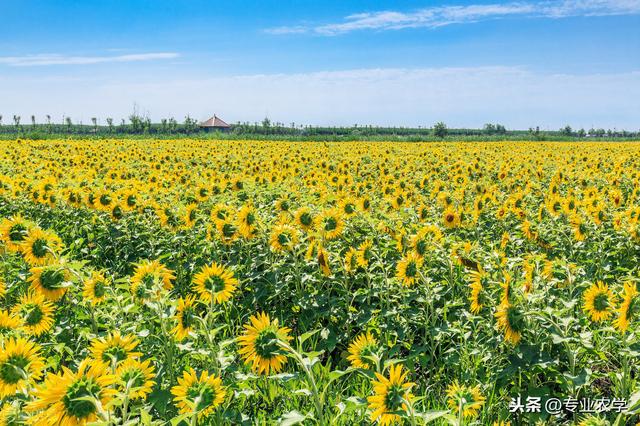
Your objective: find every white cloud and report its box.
[0,52,179,67]
[2,66,638,130]
[266,0,640,35]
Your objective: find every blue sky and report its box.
[1,0,639,129]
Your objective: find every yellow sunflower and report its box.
[192,263,238,304]
[495,303,524,345]
[583,281,616,322]
[26,358,116,426]
[294,207,315,231]
[130,259,175,300]
[395,252,424,287]
[12,292,55,336]
[27,262,71,301]
[347,331,378,370]
[446,381,485,418]
[237,312,292,375]
[367,364,415,426]
[269,224,298,252]
[115,358,156,400]
[356,240,374,268]
[237,203,258,239]
[467,269,488,314]
[213,217,239,245]
[171,368,226,419]
[20,228,63,266]
[442,207,461,229]
[90,332,141,365]
[0,215,33,252]
[614,282,638,332]
[344,247,358,273]
[0,310,21,335]
[172,294,199,340]
[82,271,110,305]
[317,245,331,276]
[317,208,344,241]
[0,337,45,398]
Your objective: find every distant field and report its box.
[1,139,640,425]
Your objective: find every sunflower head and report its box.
[347,332,378,370]
[171,368,226,419]
[446,381,485,418]
[12,292,55,336]
[583,281,616,322]
[237,312,292,375]
[192,263,238,305]
[0,337,45,398]
[20,228,63,266]
[28,263,71,301]
[115,358,156,400]
[367,364,415,426]
[395,252,424,287]
[172,294,200,340]
[90,332,142,366]
[83,271,110,305]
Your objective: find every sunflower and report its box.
[446,381,485,418]
[442,207,461,229]
[269,224,298,252]
[467,269,489,314]
[210,203,232,223]
[90,332,141,365]
[583,281,616,322]
[294,207,315,231]
[172,294,199,340]
[82,272,110,305]
[0,310,21,335]
[495,303,524,345]
[614,282,638,332]
[12,292,55,336]
[26,358,116,426]
[395,252,423,287]
[343,247,358,273]
[171,368,226,419]
[213,217,239,245]
[347,331,378,370]
[316,244,331,276]
[367,364,415,426]
[0,402,22,425]
[115,358,156,400]
[183,203,199,228]
[411,225,442,258]
[192,263,238,304]
[130,259,175,300]
[0,278,5,299]
[27,262,71,301]
[339,197,358,218]
[571,215,588,242]
[237,312,292,375]
[0,337,45,398]
[237,203,258,238]
[317,208,344,241]
[0,215,33,252]
[356,240,374,268]
[20,228,63,266]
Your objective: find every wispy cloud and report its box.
[0,52,179,67]
[266,0,640,35]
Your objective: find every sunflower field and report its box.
[1,139,640,425]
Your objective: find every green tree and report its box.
[433,121,448,138]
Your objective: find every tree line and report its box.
[0,114,637,140]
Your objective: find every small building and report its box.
[199,115,231,132]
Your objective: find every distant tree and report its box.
[184,115,198,134]
[31,115,36,129]
[262,117,271,130]
[13,115,21,128]
[561,125,573,136]
[142,117,151,134]
[495,124,506,134]
[65,117,72,133]
[483,123,496,134]
[168,117,178,134]
[160,118,168,133]
[91,117,98,133]
[0,115,3,126]
[106,118,114,133]
[577,128,586,137]
[46,115,52,133]
[129,114,142,133]
[433,121,448,138]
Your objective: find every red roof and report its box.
[200,115,230,128]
